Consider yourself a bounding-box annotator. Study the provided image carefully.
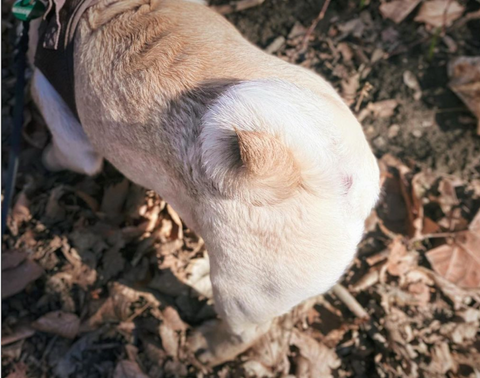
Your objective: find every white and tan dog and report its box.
[29,0,380,366]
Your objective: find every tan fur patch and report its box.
[236,130,302,204]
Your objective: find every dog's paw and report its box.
[187,320,249,367]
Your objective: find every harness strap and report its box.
[34,0,100,120]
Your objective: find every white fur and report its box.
[31,69,103,175]
[197,80,377,332]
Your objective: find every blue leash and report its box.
[1,21,30,237]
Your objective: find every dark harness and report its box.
[35,0,99,120]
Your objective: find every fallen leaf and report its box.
[1,325,35,346]
[290,329,340,378]
[426,210,480,288]
[2,259,44,299]
[4,363,28,378]
[11,191,31,226]
[74,189,100,212]
[428,342,457,375]
[100,178,130,218]
[148,270,187,297]
[337,42,354,63]
[341,73,359,106]
[44,186,66,221]
[81,282,161,332]
[54,330,102,378]
[159,306,188,359]
[386,238,417,277]
[337,18,365,39]
[367,99,398,118]
[403,70,422,100]
[265,36,285,54]
[113,360,150,378]
[448,56,480,134]
[437,177,461,214]
[379,0,421,24]
[415,0,465,27]
[32,311,80,339]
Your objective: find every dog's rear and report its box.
[31,0,380,366]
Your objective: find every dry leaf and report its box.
[265,36,285,54]
[337,42,354,63]
[44,186,66,221]
[4,363,28,378]
[415,0,465,27]
[148,270,187,297]
[82,282,161,332]
[378,155,416,236]
[386,238,417,277]
[428,342,457,375]
[290,329,340,378]
[341,73,359,106]
[32,311,80,339]
[426,210,480,288]
[101,178,130,218]
[113,360,149,378]
[159,306,187,359]
[438,177,461,213]
[80,297,117,332]
[448,56,480,134]
[403,70,422,100]
[367,99,398,118]
[74,189,99,212]
[1,325,35,346]
[11,191,31,226]
[1,259,44,299]
[379,0,421,24]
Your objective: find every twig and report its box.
[408,232,453,245]
[212,0,265,15]
[355,82,373,113]
[331,284,370,319]
[301,0,331,51]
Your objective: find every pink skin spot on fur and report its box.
[343,175,353,193]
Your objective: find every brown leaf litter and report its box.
[448,56,480,134]
[2,1,480,377]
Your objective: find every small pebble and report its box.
[412,129,423,138]
[373,136,387,150]
[388,124,400,139]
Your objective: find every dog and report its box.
[29,0,380,367]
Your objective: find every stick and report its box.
[301,0,331,51]
[331,284,370,319]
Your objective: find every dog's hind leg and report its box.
[31,69,103,176]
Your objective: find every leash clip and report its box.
[12,0,46,21]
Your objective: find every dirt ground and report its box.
[2,0,480,377]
